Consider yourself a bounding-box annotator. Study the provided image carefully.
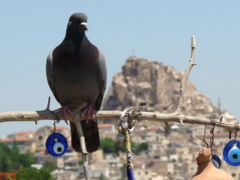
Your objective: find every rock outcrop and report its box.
[103,56,235,121]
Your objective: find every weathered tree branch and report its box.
[0,110,239,131]
[176,35,197,114]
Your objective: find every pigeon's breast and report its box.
[53,43,100,106]
[55,68,99,106]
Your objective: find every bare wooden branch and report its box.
[176,35,197,114]
[0,110,238,131]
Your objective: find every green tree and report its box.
[132,142,148,154]
[0,143,55,179]
[0,143,36,172]
[100,138,148,154]
[99,173,105,180]
[17,167,55,180]
[100,138,118,153]
[42,161,57,172]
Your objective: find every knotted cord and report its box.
[118,108,141,180]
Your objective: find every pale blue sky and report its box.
[0,1,240,137]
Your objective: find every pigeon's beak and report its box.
[81,22,88,30]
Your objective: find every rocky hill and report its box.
[103,56,235,122]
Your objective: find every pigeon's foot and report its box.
[82,105,96,120]
[54,105,72,121]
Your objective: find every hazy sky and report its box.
[0,1,240,137]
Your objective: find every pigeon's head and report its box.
[67,13,88,34]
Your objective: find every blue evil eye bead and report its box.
[228,145,240,164]
[46,133,68,157]
[212,154,221,168]
[223,139,240,166]
[127,166,135,180]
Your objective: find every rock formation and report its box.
[103,56,235,122]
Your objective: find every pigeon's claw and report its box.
[82,105,96,120]
[54,105,73,121]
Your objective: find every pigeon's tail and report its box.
[70,120,100,153]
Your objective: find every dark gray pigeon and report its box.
[46,13,107,153]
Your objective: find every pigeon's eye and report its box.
[46,133,68,157]
[223,140,240,166]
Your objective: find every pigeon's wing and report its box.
[46,51,60,102]
[95,50,107,110]
[71,50,106,153]
[72,49,106,152]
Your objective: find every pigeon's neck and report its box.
[64,32,86,48]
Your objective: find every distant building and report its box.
[0,130,35,153]
[90,161,110,179]
[98,123,116,138]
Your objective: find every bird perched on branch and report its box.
[46,13,107,152]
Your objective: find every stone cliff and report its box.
[103,56,235,122]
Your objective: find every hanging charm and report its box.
[223,139,240,166]
[125,130,135,180]
[223,125,240,166]
[118,108,141,180]
[45,120,68,157]
[191,148,234,180]
[212,154,221,168]
[203,120,222,168]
